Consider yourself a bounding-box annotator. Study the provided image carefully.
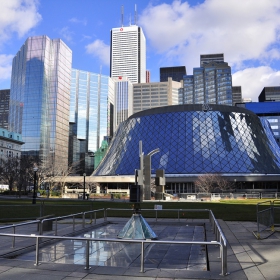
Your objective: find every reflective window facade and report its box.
[9,36,72,170]
[0,89,10,130]
[183,57,233,106]
[93,105,280,177]
[241,102,280,146]
[259,87,280,102]
[160,66,186,82]
[112,77,133,130]
[69,69,114,174]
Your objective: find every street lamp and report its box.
[32,166,38,204]
[83,173,86,200]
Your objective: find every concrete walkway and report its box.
[0,219,279,279]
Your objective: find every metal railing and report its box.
[0,209,106,247]
[253,200,280,239]
[105,207,228,275]
[38,208,106,235]
[0,208,228,276]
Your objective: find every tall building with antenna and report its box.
[110,5,146,84]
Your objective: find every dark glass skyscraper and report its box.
[0,89,10,130]
[182,54,233,106]
[160,66,186,82]
[9,36,72,170]
[259,87,280,102]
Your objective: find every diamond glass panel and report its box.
[93,105,280,176]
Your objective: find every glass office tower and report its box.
[259,86,280,102]
[69,69,114,174]
[112,77,133,130]
[183,54,233,106]
[9,36,72,170]
[160,66,186,82]
[0,89,10,130]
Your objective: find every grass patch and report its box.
[0,198,274,222]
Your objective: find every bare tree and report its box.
[195,173,233,193]
[215,176,234,192]
[0,156,20,192]
[87,181,100,193]
[53,161,81,194]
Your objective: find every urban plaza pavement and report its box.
[0,208,279,279]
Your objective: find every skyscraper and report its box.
[110,25,146,84]
[133,78,181,114]
[200,53,224,66]
[9,36,72,170]
[232,86,242,105]
[113,76,133,129]
[69,69,114,174]
[259,86,280,102]
[182,54,233,106]
[160,66,186,82]
[0,89,10,130]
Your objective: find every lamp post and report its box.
[83,173,86,200]
[32,167,38,204]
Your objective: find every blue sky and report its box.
[0,0,280,101]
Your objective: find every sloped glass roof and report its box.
[93,105,280,176]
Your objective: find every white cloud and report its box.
[140,0,280,102]
[0,0,41,45]
[232,67,280,102]
[0,54,13,84]
[139,0,280,71]
[69,17,87,26]
[58,26,74,43]
[85,39,110,66]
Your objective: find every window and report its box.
[268,119,278,123]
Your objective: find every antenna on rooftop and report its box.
[121,5,124,27]
[134,4,138,25]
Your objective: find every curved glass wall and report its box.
[93,104,280,176]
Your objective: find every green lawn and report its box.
[0,197,273,223]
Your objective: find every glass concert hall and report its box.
[93,104,280,193]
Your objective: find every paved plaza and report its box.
[0,217,279,279]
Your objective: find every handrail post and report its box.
[35,236,40,266]
[156,209,157,221]
[85,239,91,270]
[104,209,107,221]
[219,235,222,258]
[94,212,96,224]
[220,241,228,276]
[140,241,145,272]
[12,225,15,248]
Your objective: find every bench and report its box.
[37,214,55,232]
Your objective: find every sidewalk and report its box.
[0,220,279,279]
